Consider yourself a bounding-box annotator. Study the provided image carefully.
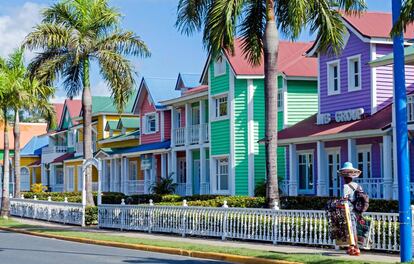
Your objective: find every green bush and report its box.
[85,206,98,225]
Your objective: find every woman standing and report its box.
[339,162,362,256]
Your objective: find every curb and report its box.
[0,226,300,264]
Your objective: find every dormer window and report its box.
[144,113,158,134]
[327,60,340,95]
[214,55,226,76]
[347,55,361,91]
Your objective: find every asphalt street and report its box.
[0,230,229,264]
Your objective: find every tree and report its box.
[391,0,414,35]
[5,49,56,198]
[24,0,150,206]
[176,0,366,207]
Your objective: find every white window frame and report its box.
[214,156,230,194]
[129,160,138,181]
[214,55,226,77]
[277,89,283,111]
[297,150,314,194]
[20,167,31,191]
[212,93,229,121]
[144,112,158,134]
[327,59,341,96]
[347,54,362,92]
[357,145,372,179]
[65,166,75,191]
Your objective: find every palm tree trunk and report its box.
[263,0,279,208]
[1,110,10,218]
[82,58,95,206]
[14,110,21,198]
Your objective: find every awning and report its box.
[99,140,170,156]
[28,160,41,167]
[50,152,75,164]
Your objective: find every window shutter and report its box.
[142,116,146,135]
[155,113,160,132]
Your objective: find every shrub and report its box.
[30,183,47,193]
[150,173,177,195]
[85,206,98,225]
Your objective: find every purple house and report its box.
[278,12,414,200]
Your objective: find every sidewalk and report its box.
[10,217,400,263]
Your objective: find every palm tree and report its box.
[24,0,150,206]
[176,0,367,207]
[5,49,56,198]
[392,1,414,34]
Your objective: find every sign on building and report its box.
[141,158,152,170]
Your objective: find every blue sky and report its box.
[0,0,392,102]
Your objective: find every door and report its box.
[66,167,75,192]
[177,158,186,195]
[327,150,341,197]
[193,160,200,195]
[20,167,31,191]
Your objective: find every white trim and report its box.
[297,150,315,195]
[208,67,214,194]
[317,54,321,114]
[283,78,288,127]
[212,155,231,195]
[327,59,341,96]
[211,93,229,121]
[316,141,327,196]
[213,55,226,77]
[247,79,255,196]
[370,44,378,114]
[143,112,158,134]
[347,54,362,92]
[356,144,373,179]
[102,115,106,139]
[159,92,208,105]
[65,165,75,192]
[229,70,236,195]
[235,75,265,79]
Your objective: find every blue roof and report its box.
[143,77,180,104]
[179,73,201,88]
[21,135,49,156]
[101,140,170,155]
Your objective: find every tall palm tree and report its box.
[24,0,150,205]
[5,49,56,198]
[176,0,367,207]
[392,0,414,34]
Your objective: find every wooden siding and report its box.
[286,80,318,125]
[163,110,172,140]
[253,79,266,186]
[234,78,249,195]
[211,120,230,156]
[99,139,140,149]
[140,93,161,144]
[210,60,229,95]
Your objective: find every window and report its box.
[277,90,283,110]
[20,167,30,191]
[216,157,229,192]
[55,167,64,185]
[192,106,200,125]
[176,110,182,128]
[327,60,340,95]
[129,161,138,181]
[214,95,228,119]
[145,113,157,133]
[214,55,226,76]
[348,55,361,91]
[298,153,314,193]
[77,166,83,191]
[357,147,371,178]
[66,167,74,191]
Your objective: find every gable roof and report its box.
[60,99,82,128]
[91,89,138,114]
[175,73,201,90]
[105,121,119,131]
[53,103,64,127]
[21,135,49,156]
[117,117,140,129]
[203,39,317,79]
[307,11,414,56]
[0,123,48,151]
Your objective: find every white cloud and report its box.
[0,2,43,59]
[92,81,112,96]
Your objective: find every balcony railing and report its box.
[42,146,68,155]
[408,95,414,122]
[75,142,97,156]
[353,177,384,199]
[127,180,145,195]
[173,124,209,147]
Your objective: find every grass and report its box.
[0,218,392,264]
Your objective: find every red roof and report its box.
[65,99,82,124]
[53,103,64,126]
[342,11,414,39]
[184,85,208,95]
[224,39,317,78]
[278,105,391,142]
[29,160,41,167]
[51,152,74,164]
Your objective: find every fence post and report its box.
[273,209,278,245]
[181,200,188,237]
[120,199,125,231]
[222,204,228,241]
[148,200,154,234]
[47,196,52,222]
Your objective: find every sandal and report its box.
[347,246,360,256]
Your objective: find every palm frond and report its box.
[94,50,134,113]
[239,0,266,66]
[97,31,151,58]
[276,0,307,40]
[23,23,73,50]
[203,0,244,58]
[43,1,80,28]
[176,0,211,35]
[335,0,367,15]
[28,49,71,85]
[62,57,84,99]
[391,0,414,36]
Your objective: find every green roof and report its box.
[105,121,119,131]
[91,89,137,114]
[101,129,140,142]
[370,45,414,67]
[118,117,140,129]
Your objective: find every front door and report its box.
[327,150,341,197]
[193,160,200,195]
[177,158,186,196]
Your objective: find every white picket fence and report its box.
[10,198,84,226]
[98,204,401,252]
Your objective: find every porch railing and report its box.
[42,146,68,155]
[202,123,209,142]
[10,198,84,226]
[98,204,401,252]
[354,178,384,199]
[127,180,145,195]
[174,128,185,146]
[189,124,200,144]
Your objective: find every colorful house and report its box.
[278,12,414,200]
[198,39,317,196]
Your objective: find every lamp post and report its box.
[391,0,412,261]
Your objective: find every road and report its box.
[0,231,228,264]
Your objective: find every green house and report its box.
[202,40,318,196]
